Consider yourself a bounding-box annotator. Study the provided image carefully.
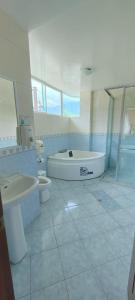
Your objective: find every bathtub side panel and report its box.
[48,156,105,180]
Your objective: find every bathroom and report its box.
[0,1,135,300]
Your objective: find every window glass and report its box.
[63,94,80,116]
[46,86,61,115]
[31,77,80,117]
[31,79,46,112]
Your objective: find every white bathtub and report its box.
[48,150,105,180]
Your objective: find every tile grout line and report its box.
[53,227,70,300]
[13,177,134,300]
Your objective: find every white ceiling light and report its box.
[82,67,94,76]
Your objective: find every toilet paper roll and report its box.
[35,140,44,154]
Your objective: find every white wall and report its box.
[29,31,79,97]
[92,90,110,134]
[112,95,122,134]
[0,9,33,130]
[29,30,93,138]
[34,112,69,136]
[34,91,91,137]
[108,88,135,134]
[29,30,92,137]
[0,78,17,137]
[0,10,40,226]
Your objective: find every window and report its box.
[31,77,80,117]
[31,79,46,112]
[63,94,80,117]
[46,86,61,115]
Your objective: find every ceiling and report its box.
[0,0,81,30]
[1,0,135,95]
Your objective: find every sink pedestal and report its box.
[1,174,38,264]
[4,204,27,264]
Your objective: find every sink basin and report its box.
[1,173,39,264]
[1,174,39,209]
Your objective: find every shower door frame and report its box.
[105,89,115,169]
[115,86,126,179]
[105,83,135,181]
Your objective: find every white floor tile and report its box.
[31,248,64,292]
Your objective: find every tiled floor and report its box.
[11,174,135,300]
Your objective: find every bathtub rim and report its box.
[48,150,105,162]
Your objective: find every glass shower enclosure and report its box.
[106,85,135,185]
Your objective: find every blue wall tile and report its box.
[91,133,107,153]
[121,135,135,146]
[109,134,119,168]
[69,133,90,151]
[37,134,69,171]
[0,150,37,176]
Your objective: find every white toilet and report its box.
[35,141,52,203]
[38,171,52,203]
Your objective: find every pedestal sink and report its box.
[1,174,38,264]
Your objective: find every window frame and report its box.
[31,76,80,117]
[31,77,47,113]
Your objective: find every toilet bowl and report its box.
[38,175,52,203]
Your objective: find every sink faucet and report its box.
[0,176,10,187]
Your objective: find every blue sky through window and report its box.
[63,94,80,116]
[31,78,80,117]
[46,86,61,115]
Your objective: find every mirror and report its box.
[0,77,17,149]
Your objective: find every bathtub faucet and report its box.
[69,151,73,157]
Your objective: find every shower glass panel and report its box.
[105,94,114,169]
[118,87,135,183]
[107,88,124,176]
